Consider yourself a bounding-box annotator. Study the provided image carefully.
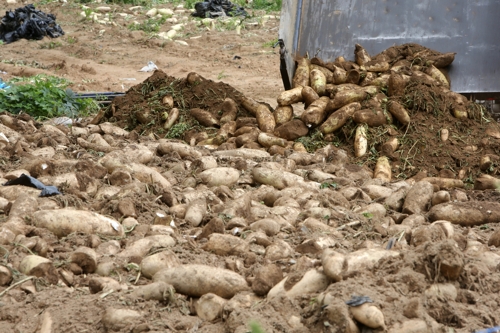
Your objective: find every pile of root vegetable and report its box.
[1,101,500,332]
[98,43,500,188]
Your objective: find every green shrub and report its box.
[233,0,282,12]
[251,0,282,11]
[0,75,99,119]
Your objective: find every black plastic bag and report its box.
[3,173,61,197]
[0,4,64,44]
[192,0,248,18]
[345,295,373,307]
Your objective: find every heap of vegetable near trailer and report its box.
[101,43,500,186]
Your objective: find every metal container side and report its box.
[279,0,500,94]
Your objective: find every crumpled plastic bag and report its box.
[0,78,10,90]
[3,173,61,197]
[345,295,373,307]
[0,4,64,44]
[192,0,248,18]
[138,61,159,72]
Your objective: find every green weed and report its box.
[166,121,191,139]
[185,0,197,9]
[36,0,59,4]
[262,37,278,48]
[40,41,62,49]
[0,75,99,119]
[320,182,338,189]
[295,129,328,153]
[103,0,184,6]
[217,71,228,80]
[82,7,93,18]
[66,36,77,44]
[235,0,282,12]
[100,0,148,5]
[128,17,166,33]
[249,321,266,333]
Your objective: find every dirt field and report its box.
[0,1,282,106]
[1,2,500,333]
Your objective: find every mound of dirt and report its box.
[340,80,500,181]
[96,70,252,136]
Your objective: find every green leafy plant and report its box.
[166,121,191,139]
[362,212,374,219]
[83,7,93,18]
[249,321,266,333]
[36,0,59,4]
[40,41,62,49]
[263,37,279,48]
[66,36,77,44]
[320,182,338,189]
[234,0,282,11]
[185,0,197,9]
[128,17,166,33]
[94,0,151,5]
[255,0,282,11]
[295,129,328,153]
[218,213,233,222]
[217,71,228,80]
[0,75,99,119]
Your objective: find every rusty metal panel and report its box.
[279,0,500,94]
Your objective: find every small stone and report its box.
[195,293,226,321]
[403,298,423,319]
[109,170,132,186]
[117,198,136,217]
[274,119,309,141]
[488,228,500,247]
[0,265,13,286]
[295,239,322,254]
[198,217,225,240]
[252,264,283,296]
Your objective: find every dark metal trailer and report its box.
[278,0,500,101]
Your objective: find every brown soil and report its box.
[0,2,282,106]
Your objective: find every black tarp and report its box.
[3,174,61,197]
[0,4,64,44]
[192,0,248,18]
